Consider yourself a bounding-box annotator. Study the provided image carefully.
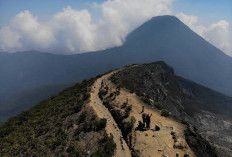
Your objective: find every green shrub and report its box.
[83,93,90,101]
[67,141,82,157]
[135,91,143,96]
[116,85,121,90]
[76,117,107,133]
[96,118,107,131]
[78,112,87,124]
[141,97,150,104]
[109,76,118,85]
[91,133,116,157]
[181,120,190,126]
[129,116,136,128]
[103,101,113,110]
[121,116,136,140]
[98,91,103,100]
[109,93,114,98]
[161,109,170,117]
[154,103,163,110]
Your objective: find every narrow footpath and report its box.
[88,71,132,157]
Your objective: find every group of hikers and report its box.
[136,105,152,131]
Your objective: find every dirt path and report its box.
[88,72,132,157]
[88,69,195,157]
[103,73,196,157]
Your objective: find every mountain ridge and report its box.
[0,62,220,157]
[1,15,232,124]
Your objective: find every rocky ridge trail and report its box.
[89,69,196,157]
[88,71,132,157]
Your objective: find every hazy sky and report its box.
[0,0,231,56]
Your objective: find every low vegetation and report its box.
[161,109,170,117]
[0,78,116,157]
[91,133,116,157]
[153,103,163,110]
[99,84,135,146]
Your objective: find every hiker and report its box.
[136,121,145,131]
[142,112,148,123]
[146,113,152,129]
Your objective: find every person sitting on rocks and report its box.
[136,121,145,131]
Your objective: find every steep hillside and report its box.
[0,78,116,157]
[1,15,232,124]
[111,62,232,157]
[98,70,212,157]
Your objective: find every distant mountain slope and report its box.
[1,15,232,123]
[123,16,232,96]
[0,51,120,123]
[111,62,232,157]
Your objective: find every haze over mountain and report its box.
[1,15,232,123]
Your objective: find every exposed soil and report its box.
[90,69,196,157]
[88,71,132,157]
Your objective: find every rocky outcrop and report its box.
[100,70,196,157]
[111,62,232,156]
[195,111,232,157]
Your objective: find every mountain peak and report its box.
[147,15,184,28]
[122,15,232,97]
[124,15,191,46]
[150,15,181,22]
